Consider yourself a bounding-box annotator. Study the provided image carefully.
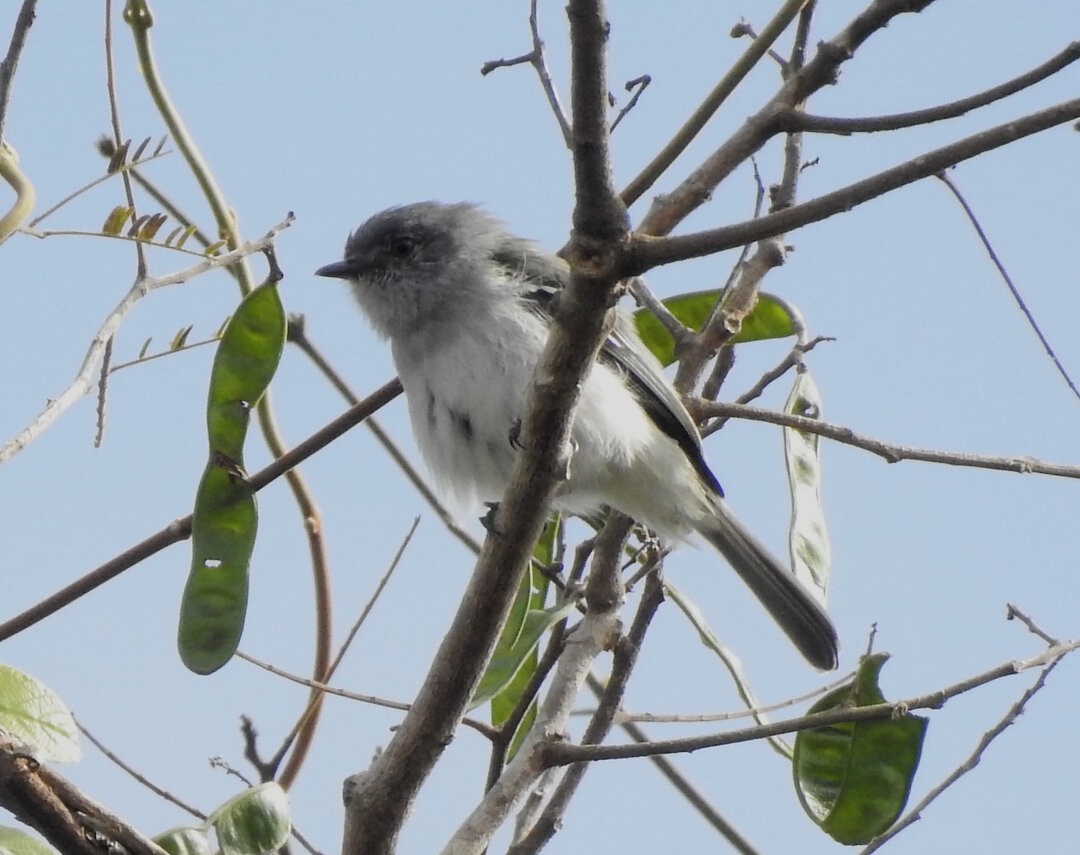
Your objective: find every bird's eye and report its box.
[388,235,416,257]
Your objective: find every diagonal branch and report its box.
[0,0,37,141]
[339,3,628,853]
[621,0,810,207]
[0,379,402,643]
[698,400,1080,480]
[624,96,1080,273]
[634,0,939,235]
[0,215,293,466]
[788,41,1080,135]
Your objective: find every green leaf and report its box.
[793,653,927,845]
[210,783,291,855]
[153,827,213,855]
[633,290,718,366]
[473,519,568,712]
[0,826,57,855]
[179,280,285,674]
[783,368,830,605]
[732,292,796,344]
[484,519,561,758]
[471,594,576,710]
[176,224,198,249]
[0,664,80,763]
[101,205,133,236]
[171,324,194,351]
[633,290,795,366]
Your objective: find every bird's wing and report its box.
[490,238,723,497]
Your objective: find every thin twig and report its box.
[700,334,832,430]
[612,671,851,725]
[697,399,1080,480]
[288,316,482,555]
[77,719,207,820]
[28,147,172,230]
[622,0,809,207]
[0,215,293,466]
[545,638,1080,764]
[609,74,650,132]
[481,0,571,147]
[0,378,402,642]
[789,42,1080,135]
[937,170,1080,405]
[235,651,498,740]
[1006,603,1060,646]
[861,655,1064,853]
[261,517,423,781]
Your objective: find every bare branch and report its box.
[698,399,1080,480]
[790,41,1080,134]
[625,97,1080,272]
[632,0,939,234]
[0,215,294,466]
[481,0,572,147]
[0,0,37,141]
[937,170,1080,405]
[0,379,403,643]
[544,639,1080,764]
[608,74,650,132]
[621,0,810,207]
[235,651,498,740]
[861,653,1064,853]
[443,530,630,854]
[0,741,170,855]
[340,3,628,851]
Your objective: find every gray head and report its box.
[316,201,514,341]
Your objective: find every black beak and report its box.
[314,260,356,279]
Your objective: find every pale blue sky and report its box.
[2,2,1078,853]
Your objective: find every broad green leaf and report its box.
[470,595,576,710]
[486,518,559,725]
[0,826,56,855]
[179,280,285,674]
[0,664,80,763]
[485,519,561,758]
[784,368,830,605]
[153,827,212,855]
[733,293,796,343]
[793,653,927,845]
[633,290,795,366]
[211,783,291,855]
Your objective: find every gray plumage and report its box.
[316,202,838,669]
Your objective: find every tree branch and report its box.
[543,639,1079,764]
[0,742,169,855]
[634,0,939,236]
[625,97,1080,273]
[697,400,1080,480]
[0,379,402,643]
[787,41,1080,135]
[339,2,628,852]
[0,0,37,141]
[620,0,810,207]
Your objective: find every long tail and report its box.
[698,501,838,670]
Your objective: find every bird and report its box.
[316,201,838,669]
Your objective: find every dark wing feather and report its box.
[490,237,723,497]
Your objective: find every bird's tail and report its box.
[698,502,838,670]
